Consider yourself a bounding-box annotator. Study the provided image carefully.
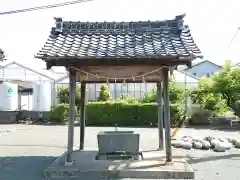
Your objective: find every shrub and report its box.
[98,84,111,101]
[49,104,78,123]
[191,89,228,117]
[57,87,69,104]
[57,86,81,106]
[169,81,185,103]
[51,101,183,127]
[171,103,184,127]
[141,81,185,103]
[188,105,212,125]
[142,88,156,103]
[86,102,183,127]
[204,94,228,116]
[190,75,229,118]
[49,104,68,123]
[117,94,138,104]
[234,100,240,118]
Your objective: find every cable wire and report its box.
[0,0,93,15]
[228,27,240,48]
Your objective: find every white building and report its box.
[183,60,222,77]
[56,70,199,101]
[0,61,62,110]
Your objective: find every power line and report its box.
[228,27,240,48]
[0,0,93,15]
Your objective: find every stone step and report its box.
[44,150,194,180]
[45,177,191,180]
[44,168,109,180]
[44,167,194,180]
[44,169,194,180]
[44,170,108,179]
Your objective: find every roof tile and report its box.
[36,14,201,60]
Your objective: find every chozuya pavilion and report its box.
[36,14,201,179]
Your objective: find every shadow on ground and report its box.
[187,153,240,164]
[0,156,57,180]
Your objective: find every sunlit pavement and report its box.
[0,124,240,180]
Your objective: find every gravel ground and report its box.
[0,125,240,180]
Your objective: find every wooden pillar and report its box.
[162,67,172,162]
[79,82,86,150]
[157,82,164,150]
[66,69,76,163]
[51,81,57,108]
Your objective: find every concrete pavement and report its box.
[0,125,240,180]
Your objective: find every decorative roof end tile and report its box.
[175,14,185,30]
[175,14,186,20]
[54,17,63,33]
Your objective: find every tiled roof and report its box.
[0,48,5,61]
[36,14,201,60]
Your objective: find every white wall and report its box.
[173,70,199,88]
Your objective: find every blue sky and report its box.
[0,0,240,68]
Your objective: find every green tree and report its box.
[141,80,185,103]
[191,76,213,105]
[190,76,228,116]
[169,81,185,103]
[142,88,156,103]
[211,60,240,110]
[57,86,69,103]
[57,86,81,106]
[98,84,111,101]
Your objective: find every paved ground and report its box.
[0,125,240,180]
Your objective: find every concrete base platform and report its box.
[44,149,194,179]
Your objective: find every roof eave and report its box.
[36,55,195,70]
[36,54,198,61]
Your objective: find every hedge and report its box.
[49,102,184,127]
[49,104,77,123]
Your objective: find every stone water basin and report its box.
[97,131,140,154]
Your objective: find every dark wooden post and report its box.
[66,69,76,163]
[79,82,86,150]
[162,67,172,162]
[157,82,164,150]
